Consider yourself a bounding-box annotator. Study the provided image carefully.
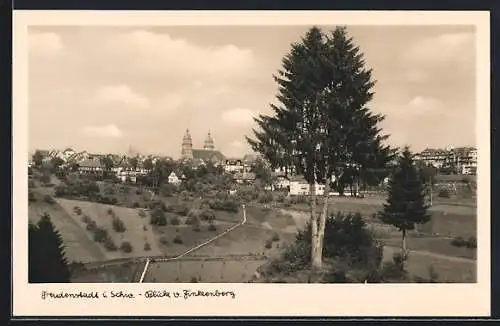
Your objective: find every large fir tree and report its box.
[247,26,393,269]
[378,147,431,266]
[29,213,71,283]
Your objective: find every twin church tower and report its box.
[181,129,215,160]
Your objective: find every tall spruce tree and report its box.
[247,26,392,269]
[378,147,430,266]
[29,213,71,283]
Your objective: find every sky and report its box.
[28,25,476,158]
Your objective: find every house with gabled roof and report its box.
[168,171,185,186]
[224,158,245,174]
[78,158,104,175]
[289,175,325,196]
[67,151,90,164]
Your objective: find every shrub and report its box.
[185,215,199,226]
[173,235,183,244]
[264,239,273,249]
[110,197,118,205]
[192,225,201,232]
[107,208,114,215]
[93,227,109,243]
[466,236,477,249]
[132,202,140,208]
[159,236,169,246]
[208,221,217,231]
[428,266,440,282]
[438,189,450,198]
[112,216,127,233]
[171,216,180,225]
[81,214,92,224]
[86,220,98,232]
[28,191,36,202]
[150,208,167,226]
[200,209,215,221]
[451,236,467,247]
[120,241,133,253]
[188,208,201,218]
[144,242,151,251]
[258,192,273,204]
[73,206,82,215]
[143,225,148,231]
[172,204,189,216]
[271,232,280,242]
[136,189,143,195]
[138,209,146,218]
[43,195,55,204]
[378,253,409,282]
[103,237,118,251]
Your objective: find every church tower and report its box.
[181,129,193,160]
[203,130,215,150]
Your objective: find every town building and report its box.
[180,129,226,166]
[62,148,76,161]
[78,158,104,175]
[414,146,477,175]
[289,175,325,196]
[272,172,290,191]
[224,158,245,174]
[233,172,256,184]
[168,171,183,185]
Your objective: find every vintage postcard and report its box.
[13,10,490,317]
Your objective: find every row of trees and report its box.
[247,26,429,270]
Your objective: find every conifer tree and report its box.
[29,213,71,283]
[378,147,431,266]
[247,26,392,269]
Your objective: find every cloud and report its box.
[29,32,63,56]
[221,108,256,126]
[107,30,256,81]
[408,96,444,114]
[403,32,474,65]
[81,124,123,138]
[230,140,244,148]
[95,84,150,109]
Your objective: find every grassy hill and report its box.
[28,189,107,264]
[56,198,164,260]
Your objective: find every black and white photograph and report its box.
[13,10,490,317]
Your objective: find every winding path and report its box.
[138,204,248,283]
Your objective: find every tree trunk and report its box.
[318,180,331,268]
[310,183,321,270]
[401,229,407,269]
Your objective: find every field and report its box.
[144,259,265,283]
[144,225,294,283]
[56,198,164,260]
[151,220,236,257]
[382,246,476,282]
[71,261,145,283]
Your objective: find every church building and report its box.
[181,129,226,166]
